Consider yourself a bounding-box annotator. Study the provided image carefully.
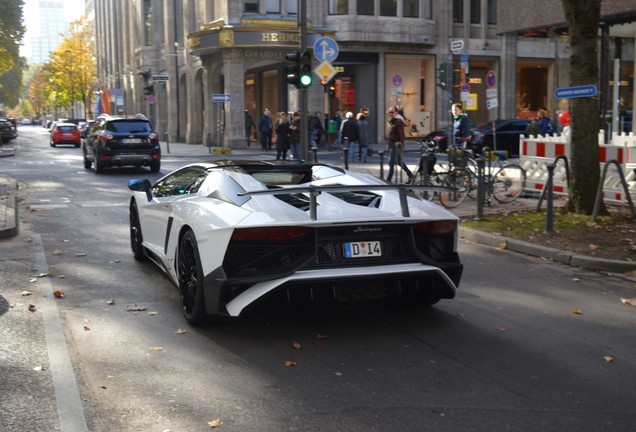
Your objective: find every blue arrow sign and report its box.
[554,84,597,99]
[313,37,339,63]
[211,93,231,103]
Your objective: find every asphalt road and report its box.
[1,127,636,431]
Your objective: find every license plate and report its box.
[343,241,382,258]
[122,138,142,144]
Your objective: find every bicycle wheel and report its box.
[438,168,471,208]
[492,164,526,203]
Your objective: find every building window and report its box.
[487,0,496,24]
[452,0,463,23]
[287,0,297,14]
[404,0,419,18]
[265,0,280,13]
[143,0,152,46]
[245,0,259,13]
[424,0,432,19]
[329,0,348,15]
[380,0,397,16]
[357,0,373,15]
[470,0,480,24]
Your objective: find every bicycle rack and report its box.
[592,160,636,223]
[536,155,570,212]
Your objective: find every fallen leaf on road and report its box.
[28,278,37,283]
[603,355,614,363]
[620,298,636,306]
[147,311,159,316]
[36,273,48,278]
[498,242,508,250]
[571,308,582,315]
[53,249,64,256]
[106,298,115,305]
[315,332,329,339]
[175,328,188,334]
[572,278,581,282]
[125,304,147,312]
[588,244,600,250]
[75,252,87,257]
[149,347,163,352]
[21,290,33,296]
[284,360,297,367]
[496,326,507,332]
[53,290,64,298]
[292,341,302,350]
[28,304,36,312]
[208,419,224,428]
[24,236,33,242]
[83,325,90,331]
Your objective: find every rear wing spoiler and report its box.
[238,183,457,220]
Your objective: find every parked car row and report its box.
[420,118,532,158]
[0,117,18,143]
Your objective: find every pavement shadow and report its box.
[0,294,9,317]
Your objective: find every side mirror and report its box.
[128,179,153,201]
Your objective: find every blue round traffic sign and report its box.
[313,37,339,63]
[486,70,496,89]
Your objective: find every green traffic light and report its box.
[300,74,312,87]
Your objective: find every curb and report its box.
[460,227,636,275]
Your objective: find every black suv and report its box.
[83,114,161,174]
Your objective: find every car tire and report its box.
[74,143,80,148]
[178,230,207,326]
[129,200,146,261]
[94,153,105,174]
[150,160,161,173]
[83,152,92,169]
[50,141,55,147]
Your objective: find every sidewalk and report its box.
[1,139,635,273]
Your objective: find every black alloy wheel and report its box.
[129,201,146,261]
[178,230,206,326]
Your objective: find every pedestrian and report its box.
[340,111,359,162]
[309,111,325,149]
[537,108,553,136]
[332,110,342,148]
[451,103,471,148]
[288,111,301,159]
[258,108,273,150]
[356,112,370,162]
[274,112,290,160]
[386,107,413,183]
[244,109,255,147]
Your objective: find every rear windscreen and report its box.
[59,126,77,131]
[107,121,151,133]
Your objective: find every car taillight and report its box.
[149,132,158,139]
[230,226,314,242]
[100,131,114,140]
[413,220,457,235]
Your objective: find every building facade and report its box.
[93,0,636,149]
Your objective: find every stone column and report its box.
[221,48,246,148]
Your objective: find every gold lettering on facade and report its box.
[261,33,300,43]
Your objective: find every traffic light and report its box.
[298,49,312,87]
[285,50,300,88]
[327,79,336,97]
[285,49,313,88]
[436,63,448,90]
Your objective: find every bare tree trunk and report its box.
[562,0,602,214]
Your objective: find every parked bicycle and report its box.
[408,140,472,208]
[466,148,526,204]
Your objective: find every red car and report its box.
[50,122,81,148]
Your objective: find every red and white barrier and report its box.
[519,132,636,204]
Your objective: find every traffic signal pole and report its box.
[298,0,309,161]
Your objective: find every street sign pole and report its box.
[298,0,309,161]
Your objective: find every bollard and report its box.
[311,147,318,163]
[207,132,212,154]
[396,142,403,184]
[164,132,170,154]
[422,152,435,200]
[343,139,349,170]
[544,163,555,235]
[475,158,486,220]
[378,150,385,179]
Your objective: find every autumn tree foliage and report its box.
[43,15,96,118]
[561,0,602,214]
[0,0,25,78]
